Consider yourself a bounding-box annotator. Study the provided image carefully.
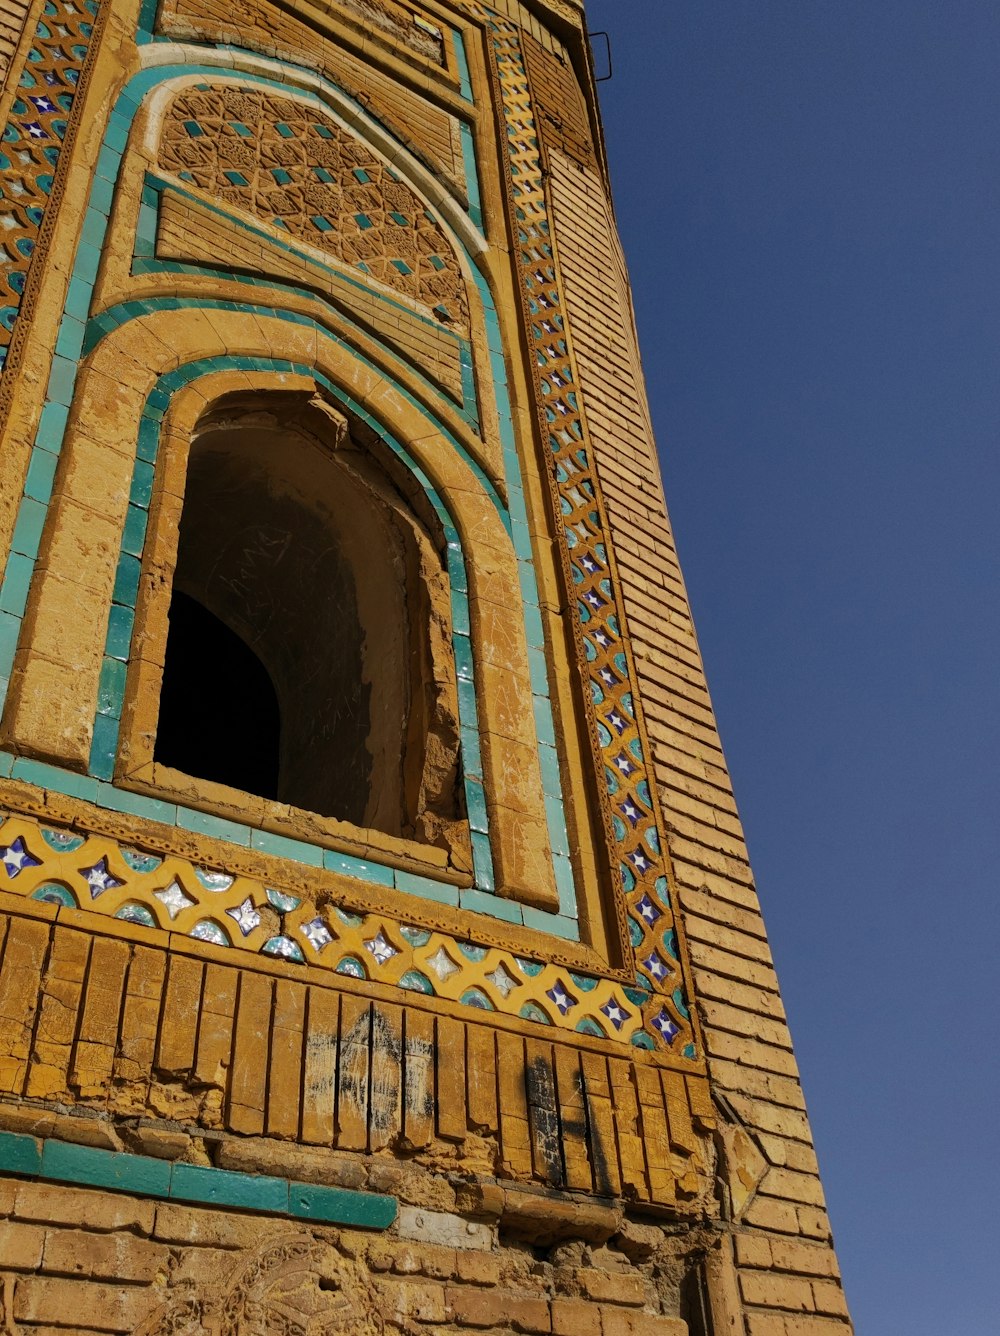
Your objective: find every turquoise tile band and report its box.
[0,1130,397,1229]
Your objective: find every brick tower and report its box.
[0,1,852,1332]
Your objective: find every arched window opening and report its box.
[153,391,462,848]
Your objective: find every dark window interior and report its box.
[155,590,281,801]
[150,392,462,847]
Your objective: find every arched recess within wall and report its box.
[152,388,463,850]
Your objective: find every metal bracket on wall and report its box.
[590,31,613,82]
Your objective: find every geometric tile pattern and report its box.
[157,83,469,330]
[0,813,653,1046]
[486,17,695,1057]
[0,0,101,374]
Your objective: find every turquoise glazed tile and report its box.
[121,504,147,558]
[553,853,578,919]
[527,646,549,698]
[459,888,522,924]
[460,725,483,781]
[54,314,85,361]
[89,713,119,781]
[394,870,459,907]
[544,794,570,857]
[250,829,323,866]
[532,694,557,748]
[0,615,19,670]
[521,907,580,941]
[471,831,494,891]
[36,401,69,451]
[97,783,176,825]
[537,744,562,799]
[457,677,478,729]
[453,632,474,682]
[112,554,141,607]
[74,241,102,287]
[447,545,467,593]
[0,552,33,616]
[11,759,98,803]
[465,778,488,833]
[130,460,154,508]
[105,603,135,661]
[288,1183,396,1229]
[41,1140,171,1196]
[323,849,393,888]
[0,1130,41,1177]
[451,589,470,636]
[62,277,92,324]
[170,1162,288,1212]
[10,497,46,558]
[522,602,545,651]
[96,656,126,718]
[23,447,58,504]
[177,806,252,847]
[89,173,115,217]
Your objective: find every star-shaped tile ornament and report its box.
[79,856,123,899]
[641,952,672,983]
[426,945,459,981]
[652,1009,680,1044]
[301,916,333,952]
[364,929,397,965]
[225,897,261,937]
[600,997,629,1031]
[154,879,195,920]
[545,981,576,1015]
[633,894,661,925]
[485,962,519,999]
[1,837,41,879]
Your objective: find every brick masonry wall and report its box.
[519,27,853,1336]
[0,1174,696,1333]
[0,0,31,80]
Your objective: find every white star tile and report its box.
[155,879,195,920]
[225,896,261,936]
[485,962,519,999]
[426,945,459,981]
[301,916,333,952]
[365,930,397,966]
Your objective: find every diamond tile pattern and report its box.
[157,84,468,329]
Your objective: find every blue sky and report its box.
[585,2,1000,1330]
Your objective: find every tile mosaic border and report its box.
[482,13,697,1055]
[0,0,104,387]
[0,810,654,1041]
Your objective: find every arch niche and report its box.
[152,388,462,849]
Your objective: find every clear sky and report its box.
[585,2,1000,1331]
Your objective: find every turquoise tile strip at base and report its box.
[0,1130,397,1228]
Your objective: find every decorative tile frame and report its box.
[0,4,702,1057]
[0,51,583,927]
[0,0,104,385]
[479,12,698,1053]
